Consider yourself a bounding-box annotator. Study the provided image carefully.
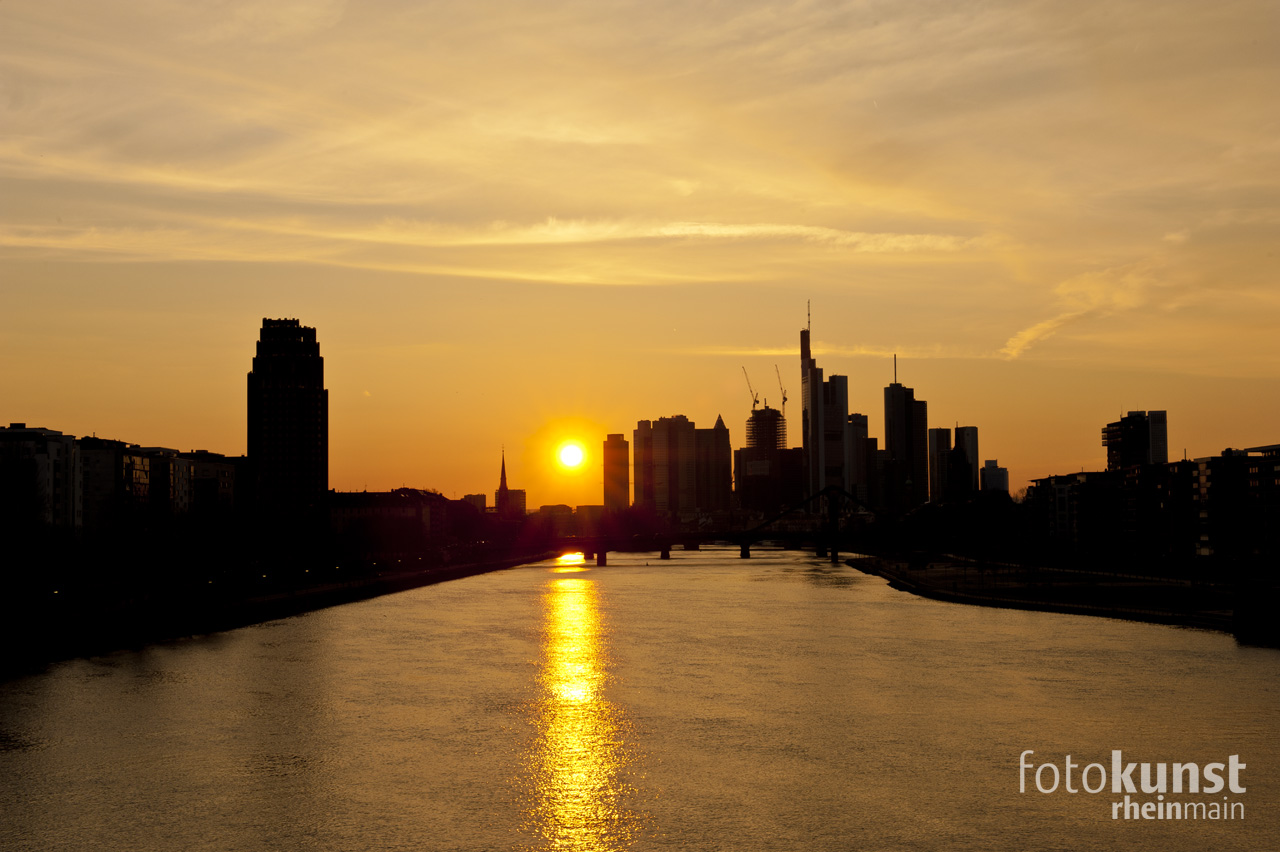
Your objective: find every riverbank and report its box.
[848,554,1237,634]
[1,549,558,679]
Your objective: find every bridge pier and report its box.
[660,547,670,560]
[583,548,595,560]
[740,543,751,559]
[830,545,839,565]
[596,550,607,566]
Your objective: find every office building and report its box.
[800,324,855,499]
[696,416,733,513]
[746,405,786,452]
[847,413,871,505]
[928,427,951,503]
[634,414,730,517]
[603,433,630,511]
[1102,410,1168,470]
[884,373,928,510]
[980,460,1009,493]
[954,426,979,492]
[735,405,806,513]
[247,318,328,514]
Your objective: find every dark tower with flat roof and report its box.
[247,318,328,515]
[884,376,927,511]
[603,434,630,512]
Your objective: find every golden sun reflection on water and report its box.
[523,576,643,851]
[552,552,588,573]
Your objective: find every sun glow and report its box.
[553,552,588,572]
[557,442,586,469]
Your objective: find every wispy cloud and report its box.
[2,0,1278,374]
[999,309,1097,359]
[1000,257,1174,359]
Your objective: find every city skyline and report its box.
[4,2,1280,508]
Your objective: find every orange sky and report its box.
[3,1,1278,508]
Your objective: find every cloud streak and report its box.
[1,0,1278,373]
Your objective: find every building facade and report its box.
[954,426,980,492]
[884,380,928,510]
[980,459,1009,493]
[1102,410,1168,470]
[0,423,81,530]
[247,318,329,515]
[603,433,630,511]
[734,405,805,513]
[634,415,730,517]
[928,427,951,503]
[800,325,857,500]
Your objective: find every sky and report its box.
[3,0,1278,508]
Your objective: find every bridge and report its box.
[553,486,872,566]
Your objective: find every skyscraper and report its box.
[734,405,806,512]
[633,415,729,517]
[745,405,786,452]
[800,322,854,499]
[884,371,928,511]
[247,318,328,515]
[603,433,629,511]
[928,427,951,503]
[847,413,870,505]
[954,426,980,492]
[695,415,732,514]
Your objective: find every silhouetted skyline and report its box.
[3,3,1279,508]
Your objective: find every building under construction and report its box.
[734,404,805,514]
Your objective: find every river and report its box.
[1,547,1276,850]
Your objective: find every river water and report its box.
[2,547,1277,850]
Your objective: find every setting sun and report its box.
[557,443,585,469]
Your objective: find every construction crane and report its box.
[774,364,788,420]
[742,367,760,411]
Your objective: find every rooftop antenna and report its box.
[742,366,760,411]
[775,364,788,420]
[807,300,811,332]
[894,353,898,383]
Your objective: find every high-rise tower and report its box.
[884,366,927,511]
[633,415,730,516]
[734,404,805,512]
[928,427,951,503]
[603,434,630,511]
[247,318,328,515]
[800,316,855,499]
[954,426,980,492]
